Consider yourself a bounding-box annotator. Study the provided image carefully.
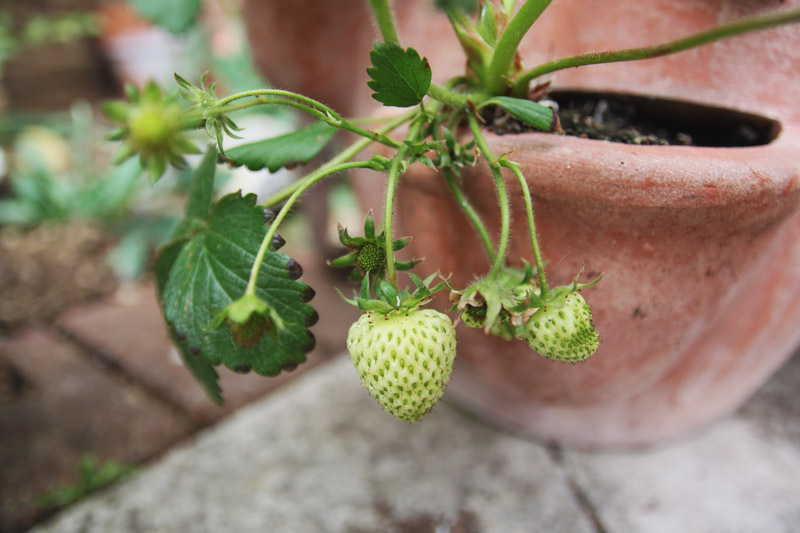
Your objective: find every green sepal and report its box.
[328,252,357,269]
[481,96,558,132]
[329,211,419,282]
[208,294,285,349]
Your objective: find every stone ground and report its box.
[2,247,800,532]
[0,246,360,533]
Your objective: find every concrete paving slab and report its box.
[30,356,595,533]
[29,352,800,533]
[562,418,800,533]
[562,351,800,533]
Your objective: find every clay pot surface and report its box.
[394,121,800,448]
[242,0,800,447]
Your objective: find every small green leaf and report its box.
[128,0,203,34]
[434,0,478,13]
[484,96,557,132]
[161,193,317,379]
[367,42,432,108]
[225,121,336,172]
[502,0,516,15]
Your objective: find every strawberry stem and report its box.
[442,166,495,264]
[485,0,554,95]
[468,113,510,281]
[369,0,400,45]
[203,89,401,149]
[501,160,549,298]
[383,114,426,291]
[245,160,381,297]
[261,109,417,207]
[511,7,800,97]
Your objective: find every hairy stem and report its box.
[261,108,419,207]
[486,0,553,95]
[426,83,469,109]
[442,167,496,265]
[245,161,380,296]
[501,160,549,297]
[383,116,425,290]
[468,113,509,280]
[207,89,400,147]
[369,0,400,45]
[512,8,800,96]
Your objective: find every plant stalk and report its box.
[426,83,469,109]
[369,0,400,45]
[383,115,425,291]
[245,160,380,296]
[261,108,418,207]
[468,113,510,281]
[501,160,549,297]
[485,0,553,95]
[511,8,800,96]
[441,166,495,264]
[207,89,400,148]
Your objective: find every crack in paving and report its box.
[53,325,197,430]
[545,443,611,533]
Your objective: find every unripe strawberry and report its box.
[347,307,457,422]
[525,292,599,362]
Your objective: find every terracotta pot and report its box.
[242,0,800,447]
[241,0,800,119]
[394,115,800,448]
[539,0,800,125]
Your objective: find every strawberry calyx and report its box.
[208,293,285,348]
[450,262,538,335]
[329,210,421,282]
[339,272,447,314]
[104,80,201,183]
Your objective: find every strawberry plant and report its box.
[104,0,800,421]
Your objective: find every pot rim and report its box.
[475,120,800,214]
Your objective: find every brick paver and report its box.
[56,251,358,424]
[0,329,192,533]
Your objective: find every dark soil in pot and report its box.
[483,90,782,147]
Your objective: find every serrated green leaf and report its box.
[225,121,336,172]
[485,96,557,132]
[155,235,223,404]
[128,0,203,34]
[367,42,432,108]
[154,238,189,298]
[161,193,317,378]
[185,145,217,220]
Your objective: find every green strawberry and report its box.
[347,307,457,422]
[524,292,599,362]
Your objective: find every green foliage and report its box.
[99,0,800,410]
[367,42,432,108]
[483,96,558,132]
[128,0,204,34]
[38,455,134,509]
[434,0,479,13]
[0,101,144,227]
[225,121,337,172]
[156,147,317,402]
